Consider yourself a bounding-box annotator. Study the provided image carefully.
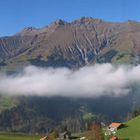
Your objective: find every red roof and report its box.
[110,136,117,140]
[109,123,122,128]
[109,136,122,140]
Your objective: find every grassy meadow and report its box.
[117,116,140,140]
[0,133,41,140]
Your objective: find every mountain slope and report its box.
[1,17,140,71]
[117,115,140,140]
[0,94,138,133]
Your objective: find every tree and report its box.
[49,129,59,139]
[85,122,104,140]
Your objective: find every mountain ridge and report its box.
[0,17,140,71]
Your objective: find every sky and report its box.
[0,0,140,36]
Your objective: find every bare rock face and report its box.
[1,17,140,70]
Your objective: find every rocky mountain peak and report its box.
[23,27,37,31]
[48,19,67,28]
[54,19,67,25]
[72,17,103,26]
[17,26,38,36]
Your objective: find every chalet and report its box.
[109,123,123,131]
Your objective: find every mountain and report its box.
[1,17,140,71]
[1,17,140,133]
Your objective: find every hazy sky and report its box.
[0,0,140,36]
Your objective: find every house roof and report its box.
[109,136,121,140]
[110,136,117,140]
[109,123,122,128]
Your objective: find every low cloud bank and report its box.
[0,63,140,97]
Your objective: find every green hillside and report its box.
[117,116,140,140]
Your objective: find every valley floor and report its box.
[0,133,40,140]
